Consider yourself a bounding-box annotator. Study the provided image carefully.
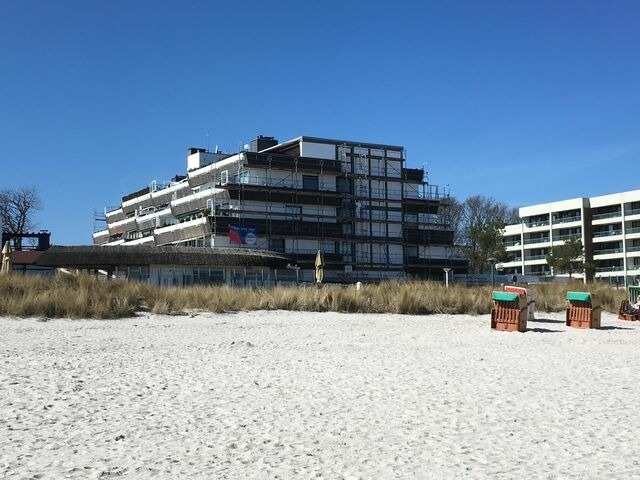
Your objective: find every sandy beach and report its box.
[1,310,639,479]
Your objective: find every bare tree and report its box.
[0,186,43,249]
[456,195,519,273]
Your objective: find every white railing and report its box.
[593,230,622,238]
[553,215,581,224]
[592,211,621,220]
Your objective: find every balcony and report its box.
[105,207,124,219]
[592,211,621,221]
[526,269,551,276]
[154,217,211,246]
[625,207,640,217]
[92,229,110,245]
[402,183,450,201]
[593,230,622,238]
[553,234,581,242]
[593,247,623,256]
[502,258,522,265]
[553,215,581,224]
[122,186,151,204]
[524,237,550,245]
[524,220,550,228]
[595,265,622,273]
[108,216,137,233]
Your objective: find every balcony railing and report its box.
[625,207,640,216]
[593,230,622,238]
[595,266,622,273]
[553,215,581,224]
[626,226,640,234]
[231,174,333,191]
[508,258,523,263]
[524,237,550,245]
[553,234,581,242]
[524,254,547,261]
[527,270,551,276]
[592,211,621,221]
[593,248,623,256]
[504,240,521,247]
[525,220,550,228]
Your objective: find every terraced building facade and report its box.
[93,135,464,283]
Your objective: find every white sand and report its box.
[1,310,639,479]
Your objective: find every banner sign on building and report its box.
[229,225,257,245]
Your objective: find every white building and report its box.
[501,190,640,285]
[94,135,465,283]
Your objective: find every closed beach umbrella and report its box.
[314,250,325,284]
[1,241,11,275]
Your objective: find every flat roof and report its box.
[34,246,291,269]
[260,136,404,153]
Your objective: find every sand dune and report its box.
[1,310,639,479]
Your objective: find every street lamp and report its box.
[286,263,300,284]
[443,267,451,288]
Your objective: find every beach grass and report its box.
[0,272,630,319]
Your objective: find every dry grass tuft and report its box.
[0,272,631,319]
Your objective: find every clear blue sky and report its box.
[1,0,639,245]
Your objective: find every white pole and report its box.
[443,268,451,288]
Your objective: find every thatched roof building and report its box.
[35,246,291,270]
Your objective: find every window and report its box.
[404,246,418,258]
[337,206,354,218]
[215,202,230,216]
[302,175,319,191]
[341,242,353,262]
[320,240,335,254]
[285,205,302,220]
[238,170,249,184]
[220,170,228,185]
[336,177,352,193]
[341,223,353,234]
[193,268,224,285]
[269,238,285,252]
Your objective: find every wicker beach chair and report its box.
[504,285,536,321]
[491,291,528,332]
[618,299,640,321]
[565,291,601,329]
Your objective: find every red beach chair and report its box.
[565,292,601,329]
[491,291,527,332]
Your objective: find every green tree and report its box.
[0,185,43,249]
[456,195,519,273]
[546,237,584,278]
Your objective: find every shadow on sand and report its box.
[530,318,564,324]
[526,327,564,333]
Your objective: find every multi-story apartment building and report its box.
[93,135,465,283]
[501,190,640,285]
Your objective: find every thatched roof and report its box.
[35,245,291,269]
